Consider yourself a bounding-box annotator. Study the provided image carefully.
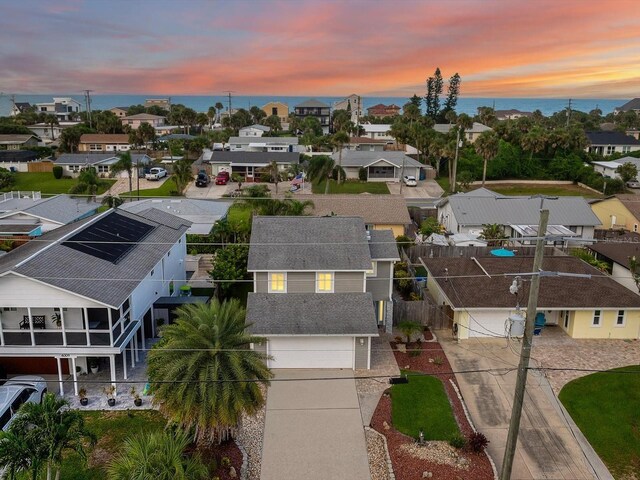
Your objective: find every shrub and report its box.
[0,167,15,189]
[220,456,231,468]
[398,320,422,343]
[395,235,413,253]
[409,292,421,301]
[394,270,412,296]
[358,166,367,181]
[53,165,63,179]
[467,431,489,452]
[433,355,444,366]
[449,433,467,449]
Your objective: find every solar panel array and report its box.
[63,212,155,264]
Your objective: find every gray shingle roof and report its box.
[248,216,372,271]
[0,195,100,225]
[54,153,152,165]
[240,124,271,132]
[616,98,640,112]
[586,131,640,146]
[438,190,601,227]
[246,293,379,335]
[0,135,38,144]
[308,194,411,226]
[209,151,300,165]
[1,209,190,308]
[368,230,400,260]
[332,150,423,169]
[295,99,330,109]
[228,136,298,145]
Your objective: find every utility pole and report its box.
[223,91,235,119]
[566,98,572,127]
[10,94,16,116]
[83,90,93,127]
[399,154,406,194]
[500,208,550,480]
[451,127,461,194]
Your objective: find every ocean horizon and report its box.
[0,94,624,118]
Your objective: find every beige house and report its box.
[109,107,129,118]
[591,195,640,232]
[78,134,131,152]
[120,113,165,129]
[262,102,289,123]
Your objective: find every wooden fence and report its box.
[393,295,451,330]
[405,244,566,263]
[27,162,53,173]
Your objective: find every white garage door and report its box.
[268,337,354,369]
[465,311,509,338]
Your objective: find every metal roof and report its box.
[332,150,423,169]
[0,194,100,225]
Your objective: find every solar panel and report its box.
[63,212,155,264]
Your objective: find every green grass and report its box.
[121,177,179,198]
[391,370,459,440]
[559,365,640,479]
[312,180,390,194]
[435,176,450,194]
[479,184,603,199]
[1,172,115,195]
[227,202,253,228]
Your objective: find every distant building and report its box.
[78,134,131,153]
[53,153,152,177]
[0,135,39,151]
[261,102,289,124]
[226,136,299,153]
[0,151,48,173]
[34,97,82,122]
[109,107,130,118]
[614,98,640,115]
[585,131,640,156]
[360,124,394,142]
[120,113,166,130]
[27,122,80,142]
[144,98,171,110]
[367,103,401,119]
[433,122,493,143]
[9,102,32,117]
[239,125,271,137]
[495,109,533,120]
[294,99,331,134]
[343,137,387,152]
[333,94,363,123]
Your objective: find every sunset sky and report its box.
[2,0,640,98]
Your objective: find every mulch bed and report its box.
[194,439,243,480]
[370,335,494,480]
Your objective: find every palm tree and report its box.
[479,223,508,247]
[10,393,95,480]
[332,131,350,184]
[475,130,499,186]
[44,114,59,140]
[283,198,314,215]
[147,300,272,443]
[107,431,208,480]
[207,106,216,127]
[111,151,134,195]
[0,431,34,480]
[101,194,123,209]
[306,155,336,194]
[69,167,101,201]
[171,159,193,195]
[215,102,224,123]
[265,160,281,194]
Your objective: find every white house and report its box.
[592,160,623,178]
[35,97,82,122]
[53,153,152,177]
[0,208,190,395]
[27,121,81,142]
[226,136,299,153]
[433,122,493,143]
[238,124,271,137]
[586,131,640,156]
[361,124,394,142]
[332,150,424,183]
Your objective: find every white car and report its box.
[403,175,417,187]
[0,376,48,431]
[145,167,168,181]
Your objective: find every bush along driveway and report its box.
[371,332,494,479]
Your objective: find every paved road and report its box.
[439,335,601,480]
[260,370,371,480]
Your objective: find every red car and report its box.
[215,171,230,185]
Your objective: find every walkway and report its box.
[260,369,371,480]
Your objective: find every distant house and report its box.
[53,153,152,177]
[331,150,424,183]
[144,98,171,110]
[261,102,289,124]
[433,122,493,143]
[0,151,49,173]
[361,124,394,142]
[586,131,640,156]
[0,192,100,235]
[108,107,129,118]
[226,136,299,153]
[591,160,624,178]
[344,137,387,152]
[0,135,39,151]
[424,255,640,340]
[306,194,411,237]
[120,113,166,129]
[614,98,640,115]
[334,94,363,123]
[35,97,82,122]
[367,104,401,119]
[588,235,640,294]
[590,194,640,231]
[239,124,271,137]
[78,134,131,153]
[27,121,80,142]
[437,188,601,242]
[207,151,299,181]
[10,102,32,117]
[424,233,487,247]
[294,99,331,134]
[495,109,533,120]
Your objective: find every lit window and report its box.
[616,310,625,326]
[366,262,377,277]
[269,273,286,293]
[316,272,334,292]
[592,310,601,326]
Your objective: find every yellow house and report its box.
[424,255,640,340]
[262,102,289,124]
[591,194,640,232]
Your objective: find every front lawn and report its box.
[121,177,179,198]
[391,370,459,441]
[226,202,253,229]
[559,365,640,479]
[478,183,603,198]
[312,180,390,194]
[2,172,115,195]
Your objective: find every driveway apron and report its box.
[260,369,371,480]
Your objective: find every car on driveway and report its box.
[215,171,230,185]
[403,175,417,187]
[627,179,640,189]
[195,170,210,187]
[0,376,48,431]
[145,167,167,181]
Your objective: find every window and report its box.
[366,262,377,277]
[616,310,625,326]
[635,224,638,233]
[316,272,334,292]
[606,146,615,155]
[269,273,286,293]
[592,310,601,326]
[623,146,631,153]
[2,307,16,312]
[563,311,570,329]
[97,165,109,173]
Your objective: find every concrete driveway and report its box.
[439,335,604,480]
[260,370,371,480]
[184,182,232,199]
[386,179,444,198]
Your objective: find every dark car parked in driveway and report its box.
[195,171,210,187]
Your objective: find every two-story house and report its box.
[35,97,82,122]
[120,113,166,130]
[591,194,640,232]
[0,208,190,395]
[78,134,132,153]
[334,94,363,124]
[433,122,493,143]
[246,216,398,369]
[294,99,331,134]
[261,102,289,124]
[226,136,299,153]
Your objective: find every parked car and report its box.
[145,167,168,181]
[627,179,640,189]
[195,170,210,187]
[215,171,230,185]
[0,376,48,431]
[403,175,417,187]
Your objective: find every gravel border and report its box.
[236,386,267,480]
[365,426,394,480]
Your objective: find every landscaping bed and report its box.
[370,336,494,480]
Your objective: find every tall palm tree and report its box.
[107,431,208,480]
[475,130,499,187]
[147,300,273,443]
[306,155,336,194]
[215,102,224,123]
[44,114,59,140]
[0,431,34,480]
[479,223,508,247]
[111,151,134,195]
[10,393,95,480]
[266,160,281,194]
[207,106,216,127]
[171,159,193,195]
[332,131,350,184]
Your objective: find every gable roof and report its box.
[228,136,298,145]
[54,153,151,165]
[79,134,130,144]
[610,194,640,222]
[0,208,190,308]
[332,150,423,169]
[616,98,640,112]
[368,230,400,260]
[438,189,601,227]
[121,113,165,120]
[295,99,330,109]
[248,216,372,271]
[307,194,411,225]
[586,131,640,146]
[589,240,640,269]
[0,134,38,144]
[208,151,299,165]
[0,194,100,225]
[424,255,640,309]
[240,124,271,132]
